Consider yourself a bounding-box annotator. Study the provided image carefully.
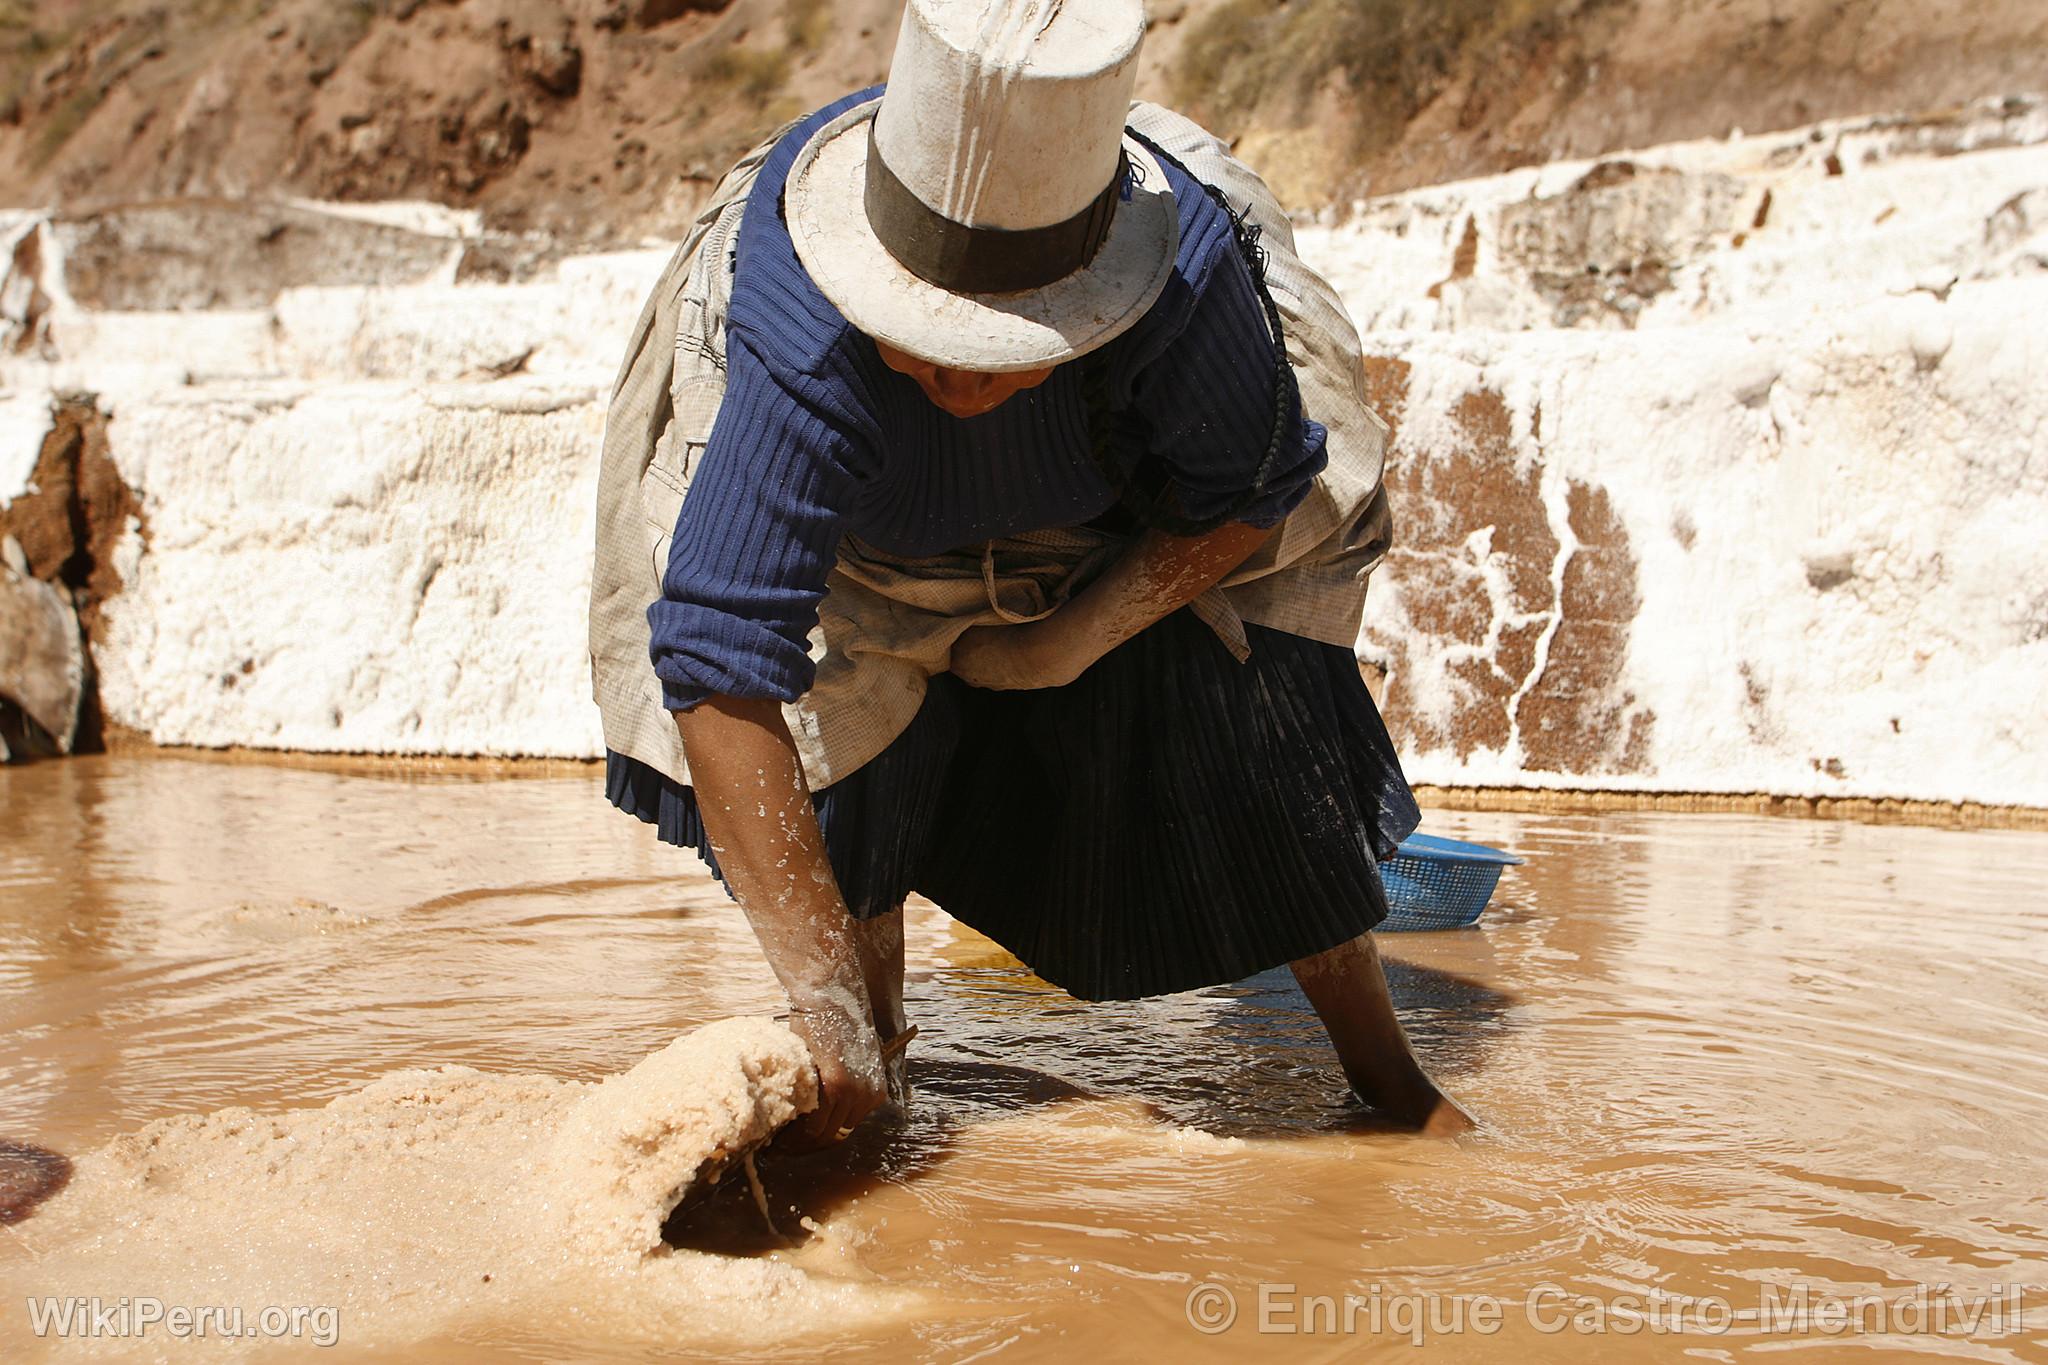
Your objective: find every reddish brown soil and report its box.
[2,0,2041,244]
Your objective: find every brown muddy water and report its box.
[2,755,2046,1361]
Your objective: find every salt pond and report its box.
[3,756,2045,1359]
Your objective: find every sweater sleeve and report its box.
[1125,235,1327,530]
[647,334,866,711]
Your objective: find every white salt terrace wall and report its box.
[1294,97,2048,806]
[1,97,2044,807]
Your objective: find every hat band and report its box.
[863,124,1128,295]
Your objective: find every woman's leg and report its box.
[851,905,906,1040]
[851,904,911,1110]
[1290,933,1474,1135]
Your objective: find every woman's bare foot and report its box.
[1289,932,1474,1135]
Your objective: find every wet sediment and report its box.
[0,1140,71,1225]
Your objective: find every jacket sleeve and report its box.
[647,333,866,711]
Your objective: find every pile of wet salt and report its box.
[1,1018,918,1354]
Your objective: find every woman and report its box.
[590,0,1469,1146]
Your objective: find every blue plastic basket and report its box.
[1378,832,1522,931]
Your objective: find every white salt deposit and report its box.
[0,392,48,493]
[93,379,609,757]
[277,197,485,244]
[0,1019,920,1355]
[1293,95,2048,804]
[0,96,2042,803]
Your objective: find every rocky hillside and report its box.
[2,0,2044,247]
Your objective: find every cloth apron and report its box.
[588,101,1393,792]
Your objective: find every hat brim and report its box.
[784,99,1179,374]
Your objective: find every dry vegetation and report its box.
[1166,0,2046,201]
[1177,0,1587,145]
[1170,0,1622,197]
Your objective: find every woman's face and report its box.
[873,339,1056,419]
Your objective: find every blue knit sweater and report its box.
[650,89,1328,711]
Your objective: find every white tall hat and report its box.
[784,0,1178,373]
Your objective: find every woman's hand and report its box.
[948,617,1097,691]
[951,522,1276,691]
[785,992,887,1148]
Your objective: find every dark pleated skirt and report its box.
[605,609,1420,1001]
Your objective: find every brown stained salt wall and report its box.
[0,398,139,637]
[1519,481,1657,773]
[1361,361,1656,777]
[0,397,143,751]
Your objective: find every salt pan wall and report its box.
[1,99,2043,804]
[1298,98,2048,806]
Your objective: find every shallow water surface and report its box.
[2,756,2045,1359]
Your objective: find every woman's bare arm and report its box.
[673,695,884,1143]
[950,519,1274,690]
